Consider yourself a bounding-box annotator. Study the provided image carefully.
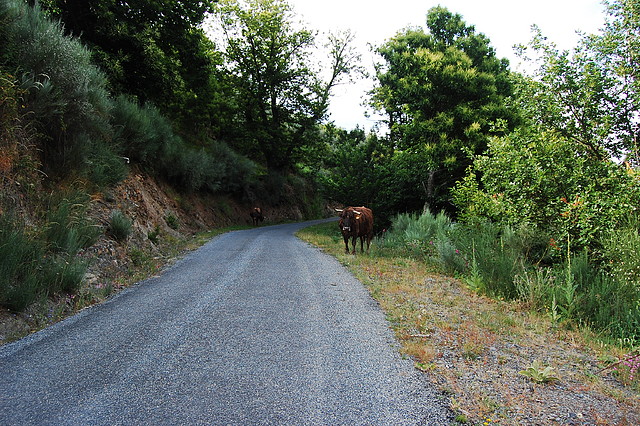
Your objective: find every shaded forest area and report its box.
[1,0,640,352]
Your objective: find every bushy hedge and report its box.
[381,209,640,343]
[1,0,120,178]
[111,95,257,193]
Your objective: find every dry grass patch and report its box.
[298,222,640,425]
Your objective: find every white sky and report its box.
[287,0,606,130]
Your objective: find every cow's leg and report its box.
[351,236,357,254]
[359,236,365,253]
[343,235,350,253]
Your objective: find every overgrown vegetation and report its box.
[0,192,97,311]
[0,0,332,312]
[1,0,639,400]
[298,222,640,423]
[380,209,640,344]
[316,0,640,365]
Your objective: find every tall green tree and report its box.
[513,0,640,162]
[213,0,360,171]
[371,6,516,211]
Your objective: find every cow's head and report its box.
[336,208,361,233]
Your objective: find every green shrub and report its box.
[0,214,43,310]
[0,210,95,310]
[600,224,640,284]
[112,95,256,194]
[44,191,100,255]
[563,251,640,341]
[451,222,526,299]
[148,225,161,244]
[515,267,555,310]
[213,141,256,194]
[165,213,179,230]
[42,255,87,294]
[83,136,129,188]
[108,210,132,242]
[112,96,174,166]
[2,0,115,175]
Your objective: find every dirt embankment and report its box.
[0,168,332,344]
[81,169,324,281]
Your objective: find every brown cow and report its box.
[250,207,264,226]
[335,206,374,254]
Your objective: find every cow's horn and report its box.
[353,210,361,214]
[334,208,343,212]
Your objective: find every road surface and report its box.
[1,219,452,425]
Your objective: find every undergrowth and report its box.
[0,191,97,311]
[379,209,640,347]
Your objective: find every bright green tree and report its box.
[371,6,516,211]
[513,0,640,161]
[454,0,640,255]
[213,0,360,171]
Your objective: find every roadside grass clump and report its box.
[41,254,88,294]
[452,222,532,299]
[44,191,101,255]
[378,209,458,266]
[0,198,92,310]
[108,210,132,242]
[0,214,43,310]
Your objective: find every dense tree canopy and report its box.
[37,0,218,135]
[370,6,516,211]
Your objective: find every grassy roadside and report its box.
[0,225,250,345]
[297,222,640,425]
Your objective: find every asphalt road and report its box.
[0,219,452,425]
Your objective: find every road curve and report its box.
[1,219,452,425]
